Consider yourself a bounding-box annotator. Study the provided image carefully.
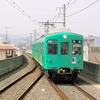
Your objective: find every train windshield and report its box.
[48,40,58,54]
[48,44,57,54]
[61,42,69,54]
[72,40,82,55]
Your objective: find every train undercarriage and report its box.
[45,68,81,81]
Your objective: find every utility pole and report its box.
[56,4,66,27]
[39,20,51,33]
[34,29,36,40]
[47,20,49,33]
[87,34,93,61]
[5,27,10,43]
[26,37,29,49]
[39,21,63,33]
[63,4,66,27]
[39,4,66,33]
[30,33,32,47]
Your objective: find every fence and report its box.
[81,61,100,83]
[0,55,23,76]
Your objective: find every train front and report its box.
[44,30,83,81]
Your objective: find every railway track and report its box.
[54,79,98,100]
[0,52,99,100]
[22,52,100,100]
[0,52,34,92]
[17,69,43,100]
[49,80,70,100]
[0,65,43,100]
[25,52,71,100]
[48,79,96,100]
[0,52,64,100]
[23,52,99,100]
[0,52,43,100]
[74,82,97,100]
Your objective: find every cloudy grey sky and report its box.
[0,0,100,37]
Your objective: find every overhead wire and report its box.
[6,0,42,28]
[49,13,61,22]
[36,7,59,34]
[66,0,99,17]
[48,0,77,27]
[67,0,77,9]
[6,0,99,35]
[37,6,62,34]
[48,10,58,21]
[49,13,61,31]
[67,0,73,4]
[47,0,76,31]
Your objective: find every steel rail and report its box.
[74,82,97,100]
[17,73,44,100]
[49,79,71,100]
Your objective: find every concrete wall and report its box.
[0,55,23,76]
[0,50,6,60]
[81,61,100,83]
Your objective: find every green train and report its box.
[31,28,83,81]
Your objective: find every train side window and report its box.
[61,42,69,54]
[48,44,57,54]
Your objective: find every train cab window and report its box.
[72,40,82,55]
[48,44,57,54]
[48,40,58,54]
[61,42,69,54]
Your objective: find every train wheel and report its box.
[50,71,56,81]
[65,75,71,81]
[45,70,51,78]
[72,72,78,81]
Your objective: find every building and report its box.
[84,38,95,61]
[0,37,14,60]
[84,38,95,47]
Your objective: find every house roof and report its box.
[0,46,14,50]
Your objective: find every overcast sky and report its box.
[0,0,100,37]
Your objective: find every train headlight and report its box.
[73,40,75,43]
[63,35,67,39]
[79,40,81,43]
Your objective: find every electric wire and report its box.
[67,0,73,4]
[50,12,61,22]
[6,0,47,38]
[48,10,58,21]
[67,0,77,9]
[48,0,77,29]
[66,0,99,17]
[6,0,99,36]
[6,0,42,27]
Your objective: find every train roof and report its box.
[39,28,71,38]
[49,28,71,33]
[34,28,83,42]
[46,28,71,35]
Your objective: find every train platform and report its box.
[0,54,35,92]
[78,75,100,90]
